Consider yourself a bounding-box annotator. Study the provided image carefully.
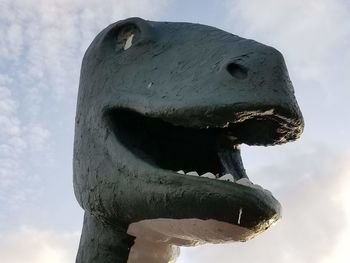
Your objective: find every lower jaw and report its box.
[123,163,281,231]
[98,127,281,229]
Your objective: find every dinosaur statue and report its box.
[73,17,304,263]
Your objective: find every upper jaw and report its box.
[145,105,304,146]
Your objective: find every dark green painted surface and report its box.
[74,17,303,262]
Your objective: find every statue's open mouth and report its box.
[105,107,299,191]
[101,106,302,245]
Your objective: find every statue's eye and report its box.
[116,24,140,51]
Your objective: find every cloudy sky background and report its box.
[0,0,349,262]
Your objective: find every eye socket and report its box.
[116,24,140,51]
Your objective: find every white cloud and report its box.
[226,0,350,66]
[0,226,80,263]
[321,155,350,263]
[0,75,51,217]
[1,0,170,100]
[24,125,50,152]
[0,0,170,229]
[0,79,26,190]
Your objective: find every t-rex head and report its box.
[74,17,303,252]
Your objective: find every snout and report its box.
[214,45,304,145]
[138,45,303,146]
[222,45,297,110]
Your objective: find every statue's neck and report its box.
[128,237,180,263]
[76,212,135,263]
[76,212,179,263]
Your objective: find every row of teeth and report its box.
[176,170,264,190]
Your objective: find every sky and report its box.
[0,0,349,262]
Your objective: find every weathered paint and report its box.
[74,17,303,262]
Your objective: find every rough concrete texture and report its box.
[74,17,304,262]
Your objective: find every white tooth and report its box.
[236,178,253,186]
[124,34,134,50]
[187,171,199,176]
[177,170,185,174]
[201,172,216,179]
[236,178,265,191]
[219,174,234,182]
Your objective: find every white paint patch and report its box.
[238,208,243,225]
[124,34,134,50]
[127,218,255,263]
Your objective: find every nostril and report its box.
[226,63,248,80]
